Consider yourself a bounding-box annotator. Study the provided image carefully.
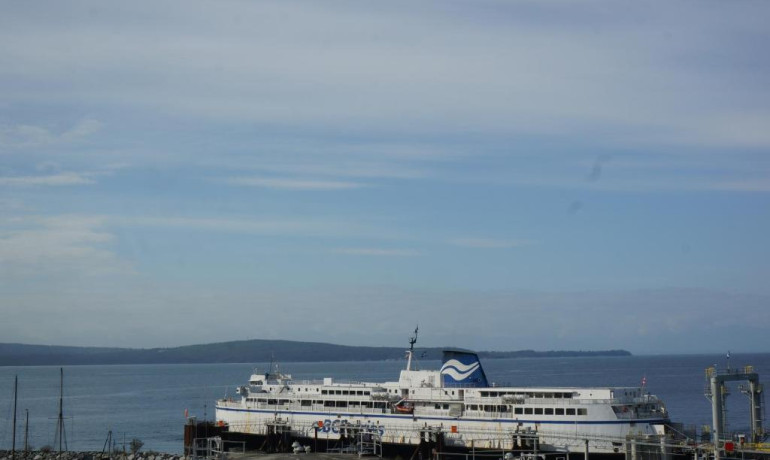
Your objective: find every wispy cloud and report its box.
[333,247,421,257]
[3,2,768,149]
[223,176,364,191]
[108,215,403,240]
[0,119,103,148]
[0,162,128,187]
[711,179,770,192]
[61,118,103,140]
[0,198,26,211]
[228,159,429,180]
[469,152,770,194]
[0,172,96,187]
[0,215,129,277]
[448,238,534,249]
[114,215,336,234]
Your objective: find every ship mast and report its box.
[406,326,418,371]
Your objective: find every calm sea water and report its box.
[0,353,768,454]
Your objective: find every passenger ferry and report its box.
[215,332,670,454]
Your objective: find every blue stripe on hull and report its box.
[216,406,667,426]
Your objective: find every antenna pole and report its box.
[12,376,18,460]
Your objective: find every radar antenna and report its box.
[406,326,418,371]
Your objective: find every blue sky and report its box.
[1,0,769,354]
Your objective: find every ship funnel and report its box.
[441,350,489,388]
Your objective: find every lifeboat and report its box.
[394,401,414,414]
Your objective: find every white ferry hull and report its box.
[215,344,670,455]
[216,399,668,453]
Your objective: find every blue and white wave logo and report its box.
[441,359,481,381]
[440,351,489,387]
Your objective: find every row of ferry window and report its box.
[244,397,587,416]
[465,405,587,416]
[320,390,372,396]
[478,391,574,399]
[246,398,386,408]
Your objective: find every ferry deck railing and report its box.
[464,396,661,406]
[218,400,665,422]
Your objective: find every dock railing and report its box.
[190,437,245,460]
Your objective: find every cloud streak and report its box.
[0,119,103,148]
[108,215,399,240]
[0,172,96,187]
[223,176,364,191]
[0,215,129,278]
[333,247,421,257]
[448,238,534,249]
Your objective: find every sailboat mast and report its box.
[12,375,18,460]
[58,367,63,457]
[24,409,29,451]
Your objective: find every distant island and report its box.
[0,339,631,366]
